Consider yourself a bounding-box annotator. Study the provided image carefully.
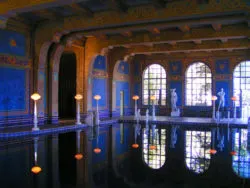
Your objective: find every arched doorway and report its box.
[58,52,76,119]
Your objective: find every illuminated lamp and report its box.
[149,145,157,150]
[132,143,139,149]
[31,166,42,174]
[230,151,237,156]
[209,149,217,155]
[74,153,83,160]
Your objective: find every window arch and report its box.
[233,61,250,118]
[185,62,212,106]
[143,126,166,169]
[185,130,211,174]
[143,64,166,105]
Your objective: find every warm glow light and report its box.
[75,94,83,100]
[209,149,217,155]
[93,148,101,154]
[74,153,83,160]
[230,151,237,156]
[231,96,237,101]
[132,95,139,100]
[31,166,42,174]
[149,145,157,150]
[150,95,156,100]
[31,93,41,101]
[211,96,218,101]
[132,143,139,148]
[94,95,101,100]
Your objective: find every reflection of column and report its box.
[76,131,85,187]
[51,135,60,188]
[150,96,156,120]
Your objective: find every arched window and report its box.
[232,129,250,178]
[186,62,212,106]
[233,61,250,118]
[185,130,211,174]
[143,126,166,169]
[143,64,166,105]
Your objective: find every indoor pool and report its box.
[0,123,250,188]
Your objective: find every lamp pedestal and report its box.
[76,100,81,125]
[32,101,40,131]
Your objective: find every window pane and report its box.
[185,62,212,106]
[142,64,167,105]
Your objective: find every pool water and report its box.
[0,123,250,188]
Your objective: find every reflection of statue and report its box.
[171,88,178,111]
[137,109,141,119]
[217,88,225,111]
[170,126,178,148]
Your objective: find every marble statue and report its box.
[217,88,225,111]
[171,88,178,111]
[170,89,180,117]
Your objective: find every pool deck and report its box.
[0,116,248,138]
[119,116,249,127]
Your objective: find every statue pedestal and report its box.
[171,109,180,117]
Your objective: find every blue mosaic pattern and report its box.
[118,61,129,75]
[93,55,106,71]
[215,59,230,74]
[169,61,182,75]
[0,29,26,56]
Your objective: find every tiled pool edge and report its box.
[0,119,119,138]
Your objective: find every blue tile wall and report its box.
[169,61,182,75]
[116,81,130,107]
[92,78,107,107]
[0,67,27,112]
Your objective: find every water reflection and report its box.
[232,129,250,178]
[143,124,166,169]
[185,130,211,173]
[1,124,250,187]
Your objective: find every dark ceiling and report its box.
[15,0,188,25]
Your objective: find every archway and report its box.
[58,52,76,119]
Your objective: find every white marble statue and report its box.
[217,88,225,111]
[171,88,178,112]
[137,109,141,119]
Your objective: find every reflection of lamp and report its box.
[93,123,102,154]
[211,96,217,120]
[31,137,42,174]
[132,95,139,119]
[75,130,83,160]
[150,95,156,120]
[230,151,237,156]
[132,122,140,149]
[94,95,101,125]
[231,96,237,119]
[149,124,157,150]
[75,94,83,125]
[31,93,41,131]
[209,128,217,155]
